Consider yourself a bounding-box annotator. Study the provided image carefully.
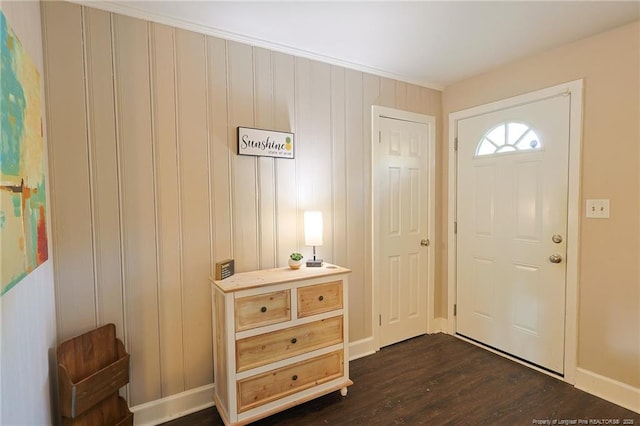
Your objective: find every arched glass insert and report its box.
[476,122,542,156]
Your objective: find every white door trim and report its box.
[372,105,437,352]
[447,80,583,384]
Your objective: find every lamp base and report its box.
[306,259,323,267]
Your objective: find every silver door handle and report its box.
[549,254,563,263]
[420,239,430,247]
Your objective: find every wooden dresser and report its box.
[211,264,352,425]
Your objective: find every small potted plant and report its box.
[288,253,303,270]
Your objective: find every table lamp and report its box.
[304,211,323,267]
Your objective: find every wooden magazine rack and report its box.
[57,323,133,425]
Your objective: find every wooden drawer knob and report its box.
[291,375,298,381]
[291,338,297,344]
[260,306,267,313]
[318,295,324,301]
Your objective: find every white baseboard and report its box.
[130,383,215,425]
[349,336,378,361]
[429,317,447,334]
[575,368,640,414]
[349,322,449,361]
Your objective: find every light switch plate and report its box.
[586,199,610,218]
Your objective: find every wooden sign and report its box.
[237,127,294,159]
[215,259,235,281]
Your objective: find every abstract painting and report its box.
[1,11,48,295]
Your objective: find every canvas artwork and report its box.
[0,11,48,295]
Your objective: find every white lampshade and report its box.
[304,211,323,246]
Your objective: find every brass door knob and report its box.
[549,254,563,264]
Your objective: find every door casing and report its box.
[372,105,437,352]
[447,80,583,384]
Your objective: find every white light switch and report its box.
[586,199,610,218]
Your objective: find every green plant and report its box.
[290,252,303,261]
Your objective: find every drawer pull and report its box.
[260,306,267,313]
[291,375,298,381]
[318,295,324,301]
[291,338,297,344]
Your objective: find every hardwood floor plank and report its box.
[162,334,638,425]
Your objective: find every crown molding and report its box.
[68,1,443,91]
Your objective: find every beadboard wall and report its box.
[41,2,441,407]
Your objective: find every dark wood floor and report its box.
[162,333,638,425]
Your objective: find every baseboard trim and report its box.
[575,368,640,414]
[429,317,447,334]
[349,336,378,361]
[130,383,215,425]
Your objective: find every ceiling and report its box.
[91,1,640,89]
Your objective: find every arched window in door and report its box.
[476,122,542,156]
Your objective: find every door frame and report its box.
[447,80,583,384]
[372,105,437,352]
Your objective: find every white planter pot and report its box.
[288,258,303,269]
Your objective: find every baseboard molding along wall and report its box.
[130,383,215,425]
[349,318,447,362]
[349,336,377,361]
[575,368,640,414]
[430,317,447,334]
[446,327,639,414]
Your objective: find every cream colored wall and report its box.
[41,2,442,407]
[442,21,640,388]
[0,1,57,423]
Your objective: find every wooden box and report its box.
[57,323,130,419]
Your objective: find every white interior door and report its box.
[456,94,570,374]
[375,112,433,348]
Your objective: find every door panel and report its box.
[456,95,570,374]
[376,116,430,347]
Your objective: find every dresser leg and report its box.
[340,387,348,397]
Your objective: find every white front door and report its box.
[374,109,434,348]
[456,94,570,374]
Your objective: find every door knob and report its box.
[420,239,430,247]
[552,234,563,244]
[549,254,563,264]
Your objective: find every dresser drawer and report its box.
[235,290,291,332]
[236,316,343,372]
[237,350,344,413]
[297,281,343,318]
